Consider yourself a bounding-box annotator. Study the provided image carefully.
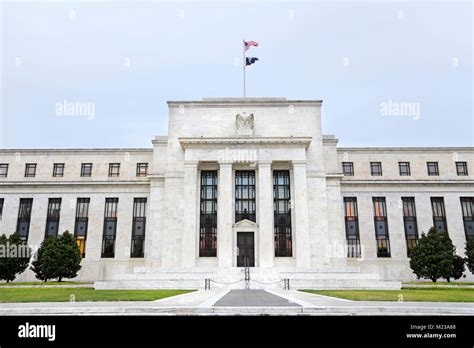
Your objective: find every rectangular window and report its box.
[427,162,439,176]
[25,163,37,177]
[399,162,411,176]
[0,164,8,178]
[460,197,474,240]
[108,163,120,177]
[235,170,256,223]
[402,197,419,256]
[274,170,292,257]
[17,198,33,241]
[343,197,361,258]
[431,197,447,232]
[373,197,390,257]
[53,163,65,177]
[81,163,93,177]
[136,163,148,177]
[45,198,61,238]
[456,162,468,176]
[102,198,119,258]
[131,198,147,258]
[342,162,354,176]
[74,198,90,258]
[370,162,383,176]
[0,198,3,220]
[199,171,218,257]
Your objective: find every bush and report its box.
[0,233,31,282]
[410,227,456,282]
[466,238,474,274]
[31,231,82,282]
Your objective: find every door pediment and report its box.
[233,219,258,228]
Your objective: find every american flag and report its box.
[244,40,259,51]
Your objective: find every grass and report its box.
[404,281,474,286]
[0,288,193,303]
[301,288,474,302]
[0,281,92,286]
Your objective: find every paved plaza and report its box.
[0,289,473,315]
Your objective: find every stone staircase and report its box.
[94,266,401,290]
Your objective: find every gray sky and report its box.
[1,1,472,149]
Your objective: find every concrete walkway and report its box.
[1,289,474,315]
[213,290,300,307]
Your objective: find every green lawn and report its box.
[0,288,193,303]
[0,281,92,286]
[301,289,474,302]
[404,281,474,286]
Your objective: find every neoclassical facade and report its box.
[0,98,473,289]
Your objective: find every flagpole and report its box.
[243,39,246,98]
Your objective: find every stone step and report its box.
[95,278,401,290]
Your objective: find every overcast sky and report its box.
[0,1,472,149]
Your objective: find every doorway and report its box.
[237,232,255,267]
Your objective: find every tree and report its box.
[409,227,456,282]
[444,255,465,282]
[0,233,31,283]
[466,238,474,274]
[31,231,82,282]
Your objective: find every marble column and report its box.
[258,161,274,268]
[293,161,311,268]
[182,161,198,268]
[217,162,233,268]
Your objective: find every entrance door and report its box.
[237,232,255,267]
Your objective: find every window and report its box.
[373,197,390,257]
[25,163,37,177]
[427,162,439,176]
[102,198,119,258]
[342,162,354,176]
[431,197,447,232]
[0,164,8,178]
[402,197,419,256]
[16,198,33,241]
[399,162,411,176]
[370,162,382,176]
[81,163,93,177]
[136,163,148,177]
[0,198,3,220]
[460,198,474,240]
[274,170,292,257]
[131,198,147,258]
[199,171,218,257]
[74,198,90,258]
[108,163,120,177]
[456,162,468,176]
[45,198,61,238]
[235,171,256,223]
[343,197,361,258]
[53,163,65,177]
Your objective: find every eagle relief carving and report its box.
[236,112,254,136]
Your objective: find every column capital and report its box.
[258,160,273,166]
[218,161,233,167]
[184,160,199,167]
[292,160,307,167]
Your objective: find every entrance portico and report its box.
[179,137,312,270]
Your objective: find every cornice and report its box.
[178,136,312,149]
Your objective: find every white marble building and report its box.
[0,98,473,289]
